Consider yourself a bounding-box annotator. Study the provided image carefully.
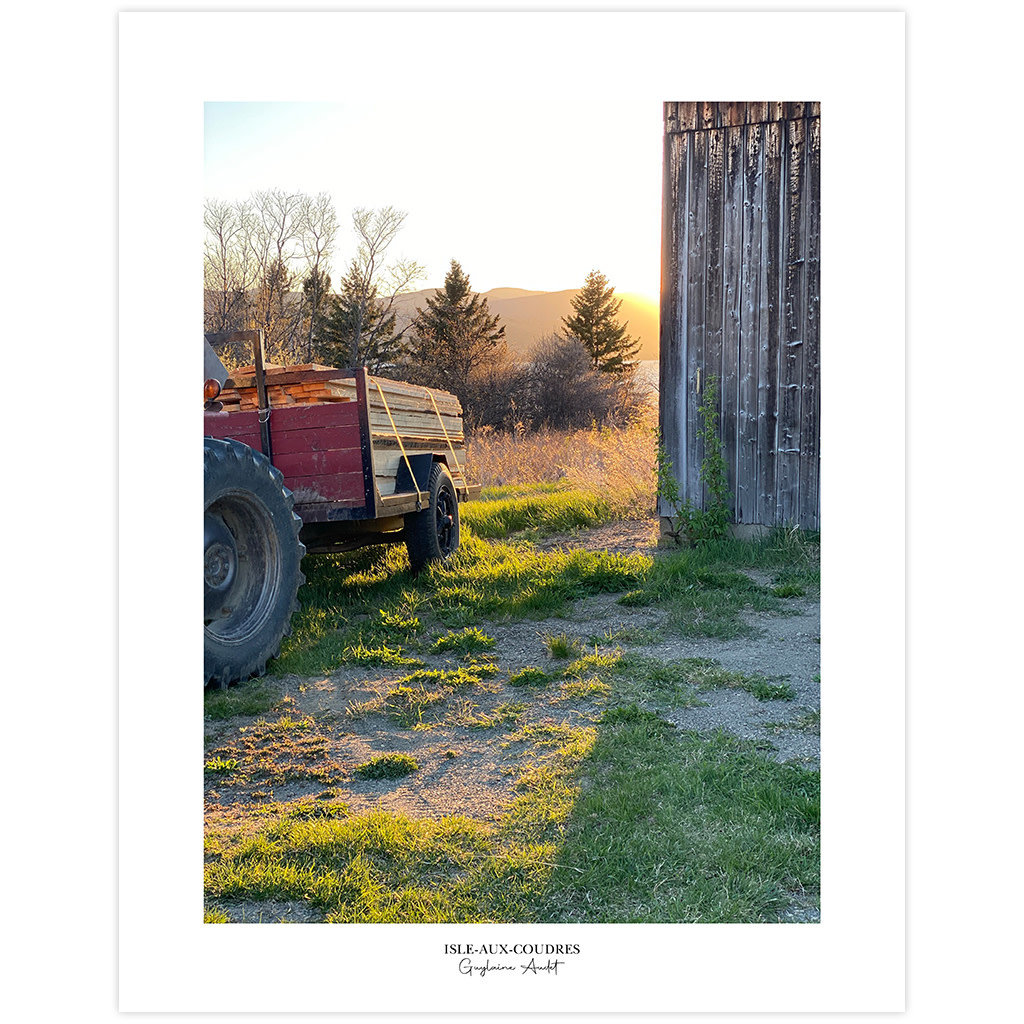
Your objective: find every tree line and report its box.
[204,188,646,429]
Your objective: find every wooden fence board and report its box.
[800,114,822,529]
[721,123,744,518]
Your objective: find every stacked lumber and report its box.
[327,377,463,442]
[218,364,353,412]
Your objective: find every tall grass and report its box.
[466,422,657,517]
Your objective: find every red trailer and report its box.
[203,330,477,687]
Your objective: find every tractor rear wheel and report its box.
[204,438,305,688]
[405,462,460,573]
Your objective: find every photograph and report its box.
[201,97,822,927]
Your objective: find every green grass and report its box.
[206,502,819,924]
[478,481,573,501]
[355,753,420,780]
[544,632,582,659]
[508,667,551,687]
[204,680,278,720]
[461,489,615,539]
[534,724,819,922]
[431,627,496,655]
[274,537,647,676]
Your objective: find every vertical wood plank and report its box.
[686,129,708,505]
[659,128,687,518]
[703,126,726,506]
[736,121,763,523]
[721,124,743,518]
[757,118,782,526]
[777,117,807,526]
[799,113,821,529]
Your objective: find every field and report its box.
[203,426,820,924]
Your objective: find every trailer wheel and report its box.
[204,438,305,688]
[405,462,460,573]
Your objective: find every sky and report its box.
[205,99,663,303]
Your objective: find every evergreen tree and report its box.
[404,260,506,401]
[301,267,331,361]
[313,260,405,373]
[561,269,639,372]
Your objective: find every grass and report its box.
[461,489,616,540]
[431,627,496,655]
[269,505,817,679]
[273,537,648,677]
[206,455,819,924]
[544,632,582,659]
[508,667,550,688]
[355,753,420,780]
[535,723,819,922]
[205,680,278,720]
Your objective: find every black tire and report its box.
[405,462,460,573]
[204,438,305,688]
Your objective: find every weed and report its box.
[431,627,496,655]
[343,643,424,667]
[356,753,420,780]
[205,756,239,774]
[380,686,448,728]
[508,667,550,688]
[657,375,731,545]
[588,624,663,646]
[465,702,529,730]
[204,908,230,923]
[544,633,582,659]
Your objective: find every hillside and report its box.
[391,287,659,360]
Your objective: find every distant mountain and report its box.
[391,287,659,361]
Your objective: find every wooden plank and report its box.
[736,121,764,523]
[659,125,686,520]
[273,448,364,480]
[204,409,260,436]
[228,367,351,388]
[757,117,783,526]
[703,124,725,508]
[264,401,361,433]
[270,426,363,456]
[685,127,707,506]
[721,123,744,520]
[286,473,365,506]
[799,113,821,530]
[776,116,807,527]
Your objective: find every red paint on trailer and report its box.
[203,402,368,509]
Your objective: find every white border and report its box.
[119,10,905,1013]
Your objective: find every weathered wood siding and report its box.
[660,101,821,530]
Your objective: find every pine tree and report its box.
[301,267,331,362]
[313,260,405,373]
[561,269,639,372]
[404,260,506,401]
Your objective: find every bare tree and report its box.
[246,189,307,361]
[341,207,424,366]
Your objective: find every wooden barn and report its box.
[659,101,821,535]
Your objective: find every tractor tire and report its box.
[405,462,460,574]
[204,438,305,688]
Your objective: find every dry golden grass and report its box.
[465,421,658,515]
